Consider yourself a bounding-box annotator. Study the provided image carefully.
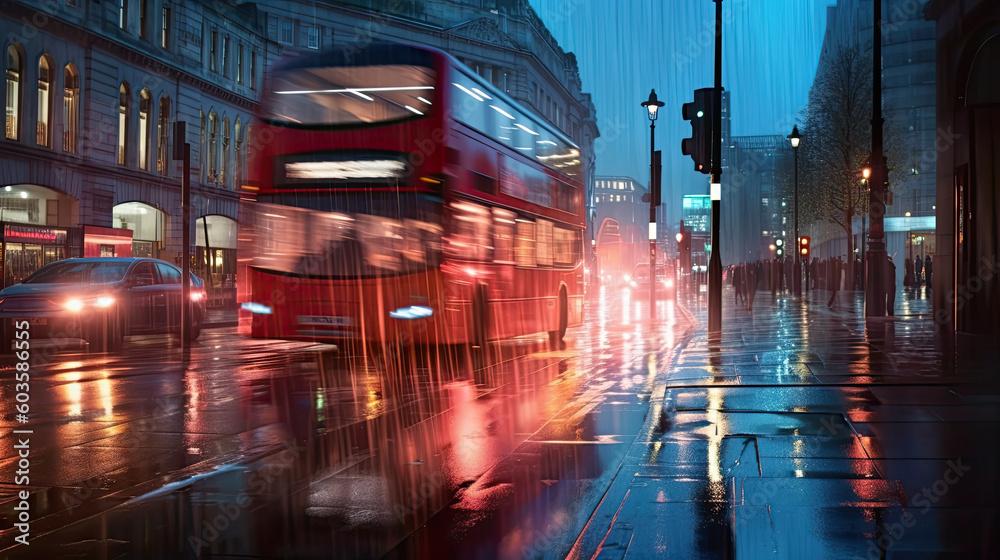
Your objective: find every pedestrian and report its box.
[914,255,923,286]
[925,255,933,288]
[904,257,914,289]
[734,264,743,305]
[827,258,839,308]
[747,265,757,311]
[885,256,897,315]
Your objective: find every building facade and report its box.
[593,176,647,282]
[924,0,1000,335]
[805,0,937,284]
[1,0,596,302]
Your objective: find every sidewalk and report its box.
[569,288,999,559]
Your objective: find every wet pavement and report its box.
[0,285,997,559]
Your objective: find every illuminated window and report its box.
[62,64,78,153]
[138,89,151,170]
[36,55,52,147]
[6,45,21,140]
[207,111,218,182]
[117,82,129,165]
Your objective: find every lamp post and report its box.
[787,125,801,296]
[861,166,871,291]
[641,89,664,320]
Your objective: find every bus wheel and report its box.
[471,286,489,349]
[548,287,568,347]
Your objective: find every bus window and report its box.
[447,201,492,261]
[493,208,516,264]
[554,226,577,266]
[263,64,435,127]
[515,219,536,267]
[536,219,554,267]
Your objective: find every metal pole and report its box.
[649,124,656,320]
[181,143,191,348]
[794,146,800,295]
[866,0,886,316]
[708,0,723,333]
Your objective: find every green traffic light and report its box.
[696,110,704,118]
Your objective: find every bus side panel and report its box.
[246,267,454,344]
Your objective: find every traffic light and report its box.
[775,237,785,257]
[677,221,691,273]
[681,88,716,174]
[799,236,810,260]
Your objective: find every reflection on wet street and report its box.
[0,286,691,559]
[1,286,997,559]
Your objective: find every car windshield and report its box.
[24,262,131,284]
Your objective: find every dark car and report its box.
[0,258,207,352]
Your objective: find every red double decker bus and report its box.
[238,42,585,346]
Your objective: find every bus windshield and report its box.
[263,64,436,127]
[249,192,442,278]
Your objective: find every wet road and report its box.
[1,285,997,559]
[0,287,694,559]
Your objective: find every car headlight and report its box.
[191,291,204,302]
[65,296,115,311]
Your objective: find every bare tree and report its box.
[799,46,906,282]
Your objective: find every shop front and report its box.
[0,224,71,288]
[113,202,165,258]
[195,215,238,307]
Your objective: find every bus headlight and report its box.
[389,305,433,320]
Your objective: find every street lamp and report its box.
[787,125,802,296]
[641,89,664,320]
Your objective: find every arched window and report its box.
[207,111,218,182]
[36,55,52,147]
[245,124,253,183]
[6,45,22,140]
[117,82,129,165]
[222,116,230,187]
[156,96,170,175]
[234,117,242,188]
[138,88,151,170]
[63,63,79,153]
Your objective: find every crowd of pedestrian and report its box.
[726,253,925,315]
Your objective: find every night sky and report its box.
[530,0,832,221]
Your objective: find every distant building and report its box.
[726,135,793,262]
[594,176,647,281]
[924,0,1000,335]
[807,0,937,278]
